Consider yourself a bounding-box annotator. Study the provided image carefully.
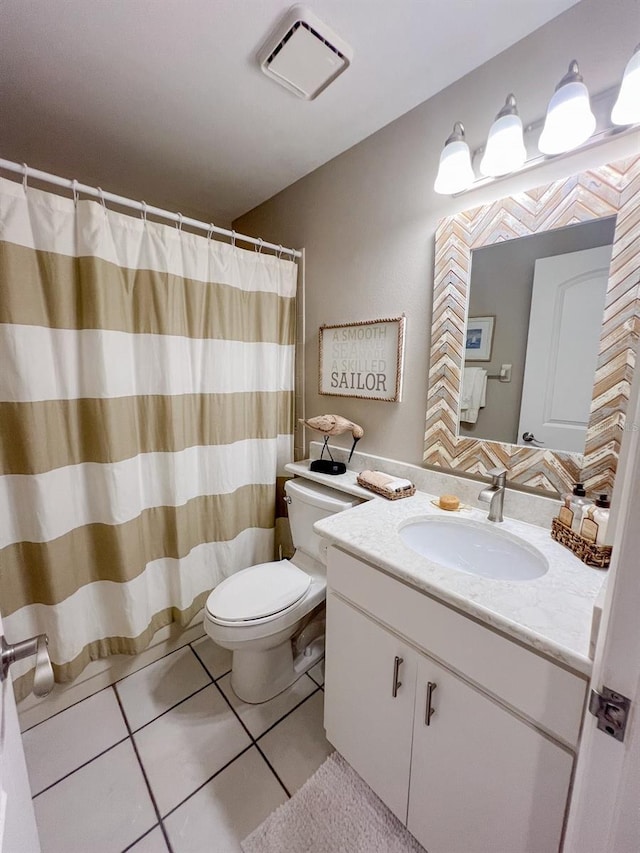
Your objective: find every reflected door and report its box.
[518,245,612,452]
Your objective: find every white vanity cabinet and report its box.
[324,546,586,853]
[324,593,417,821]
[408,654,573,853]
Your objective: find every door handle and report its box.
[522,431,544,446]
[391,655,403,698]
[425,681,437,725]
[1,634,54,697]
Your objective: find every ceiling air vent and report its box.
[258,5,353,100]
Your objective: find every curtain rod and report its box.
[0,158,301,259]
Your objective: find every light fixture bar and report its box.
[454,84,639,196]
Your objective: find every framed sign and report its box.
[465,316,495,361]
[319,316,406,402]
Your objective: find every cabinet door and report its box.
[324,592,417,822]
[408,656,573,853]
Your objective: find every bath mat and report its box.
[241,751,425,853]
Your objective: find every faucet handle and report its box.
[486,466,507,484]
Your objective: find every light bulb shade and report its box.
[539,80,596,155]
[434,139,474,194]
[612,46,640,126]
[480,113,527,177]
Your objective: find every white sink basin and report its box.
[399,517,548,580]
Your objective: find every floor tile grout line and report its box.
[111,640,207,694]
[161,742,256,820]
[188,642,223,684]
[255,685,322,743]
[120,822,162,853]
[27,652,221,799]
[20,635,207,735]
[30,734,131,799]
[253,741,292,799]
[307,672,324,687]
[20,680,116,734]
[27,639,317,838]
[113,686,175,853]
[190,644,318,798]
[209,678,293,798]
[126,681,213,736]
[214,672,321,746]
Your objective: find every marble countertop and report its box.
[310,484,606,676]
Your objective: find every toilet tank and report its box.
[284,478,360,563]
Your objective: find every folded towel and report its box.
[358,470,414,494]
[460,367,487,424]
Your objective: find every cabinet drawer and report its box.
[328,546,586,748]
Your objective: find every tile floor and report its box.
[21,637,330,853]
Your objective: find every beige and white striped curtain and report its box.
[0,177,296,699]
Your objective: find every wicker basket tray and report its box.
[356,474,416,500]
[551,517,612,569]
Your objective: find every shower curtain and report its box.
[0,177,296,700]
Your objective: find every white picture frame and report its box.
[465,315,495,362]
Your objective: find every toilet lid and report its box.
[206,561,312,622]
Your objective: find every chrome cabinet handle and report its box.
[522,432,544,446]
[392,655,403,698]
[1,633,54,697]
[425,681,437,725]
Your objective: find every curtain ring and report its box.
[207,223,215,241]
[256,237,263,253]
[97,187,107,217]
[141,201,147,223]
[22,163,29,192]
[72,179,79,206]
[277,244,283,259]
[176,212,183,231]
[231,230,237,249]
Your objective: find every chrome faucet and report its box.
[478,466,507,522]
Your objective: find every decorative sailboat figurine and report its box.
[299,414,364,475]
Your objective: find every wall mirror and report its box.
[424,156,640,495]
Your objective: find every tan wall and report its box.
[235,0,640,467]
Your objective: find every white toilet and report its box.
[204,478,359,703]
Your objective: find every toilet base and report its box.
[230,637,325,704]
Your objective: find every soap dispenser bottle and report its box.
[582,494,611,545]
[560,483,593,532]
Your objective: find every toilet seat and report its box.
[206,561,312,624]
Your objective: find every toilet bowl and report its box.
[204,478,360,703]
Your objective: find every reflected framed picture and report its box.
[465,315,495,361]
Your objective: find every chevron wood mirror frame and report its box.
[424,155,640,496]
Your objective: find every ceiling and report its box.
[0,0,582,224]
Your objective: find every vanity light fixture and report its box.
[538,60,596,155]
[435,52,639,196]
[612,43,640,126]
[480,94,527,177]
[433,122,475,195]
